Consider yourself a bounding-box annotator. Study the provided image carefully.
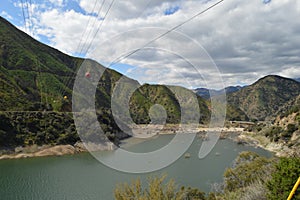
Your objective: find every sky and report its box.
[0,0,300,89]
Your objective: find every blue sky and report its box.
[164,5,180,15]
[0,0,299,89]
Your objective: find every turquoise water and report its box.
[0,135,272,200]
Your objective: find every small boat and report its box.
[184,153,191,158]
[215,152,220,156]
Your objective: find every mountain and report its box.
[295,78,300,82]
[227,75,300,121]
[2,15,298,152]
[274,94,300,119]
[0,16,128,147]
[225,86,244,94]
[193,88,212,99]
[194,86,243,99]
[278,94,300,119]
[252,94,300,157]
[0,17,210,149]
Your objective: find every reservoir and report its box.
[0,135,272,200]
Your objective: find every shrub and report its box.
[287,124,297,134]
[267,157,300,200]
[114,175,207,200]
[223,151,274,192]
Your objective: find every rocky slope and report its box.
[227,75,300,121]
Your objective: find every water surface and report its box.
[0,135,272,200]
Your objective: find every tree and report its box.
[287,124,297,133]
[0,114,16,146]
[267,157,300,200]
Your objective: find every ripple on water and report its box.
[0,136,272,200]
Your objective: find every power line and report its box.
[83,0,116,56]
[28,0,34,36]
[62,0,116,97]
[20,0,27,32]
[19,0,47,107]
[140,0,152,17]
[24,0,32,35]
[109,0,225,67]
[26,0,45,105]
[76,0,102,56]
[20,0,33,35]
[61,0,107,97]
[62,0,152,98]
[61,0,153,100]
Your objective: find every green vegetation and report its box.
[226,104,248,121]
[114,175,207,200]
[223,152,275,192]
[227,75,300,121]
[261,97,300,152]
[219,154,299,199]
[279,95,300,119]
[264,126,284,142]
[1,11,300,200]
[0,17,81,111]
[1,15,300,162]
[0,108,131,153]
[267,157,300,200]
[0,112,78,148]
[114,153,300,200]
[129,84,182,124]
[0,16,212,150]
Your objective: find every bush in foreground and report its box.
[114,175,207,200]
[267,157,300,200]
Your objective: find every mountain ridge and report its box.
[0,16,299,152]
[194,86,243,99]
[227,75,300,121]
[0,16,210,149]
[195,76,300,99]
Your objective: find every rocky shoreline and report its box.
[0,141,116,160]
[235,132,300,157]
[0,145,81,160]
[1,126,297,160]
[197,128,299,157]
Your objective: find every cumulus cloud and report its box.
[38,9,92,54]
[12,0,300,89]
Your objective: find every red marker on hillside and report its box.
[85,72,91,78]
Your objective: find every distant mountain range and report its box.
[194,86,244,99]
[194,77,300,99]
[194,77,300,121]
[0,16,299,149]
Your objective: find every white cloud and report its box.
[49,0,65,7]
[278,66,300,79]
[19,0,300,89]
[1,11,13,20]
[79,0,98,14]
[37,8,93,54]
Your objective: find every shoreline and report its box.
[0,144,84,160]
[0,140,117,160]
[236,132,299,157]
[0,126,285,160]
